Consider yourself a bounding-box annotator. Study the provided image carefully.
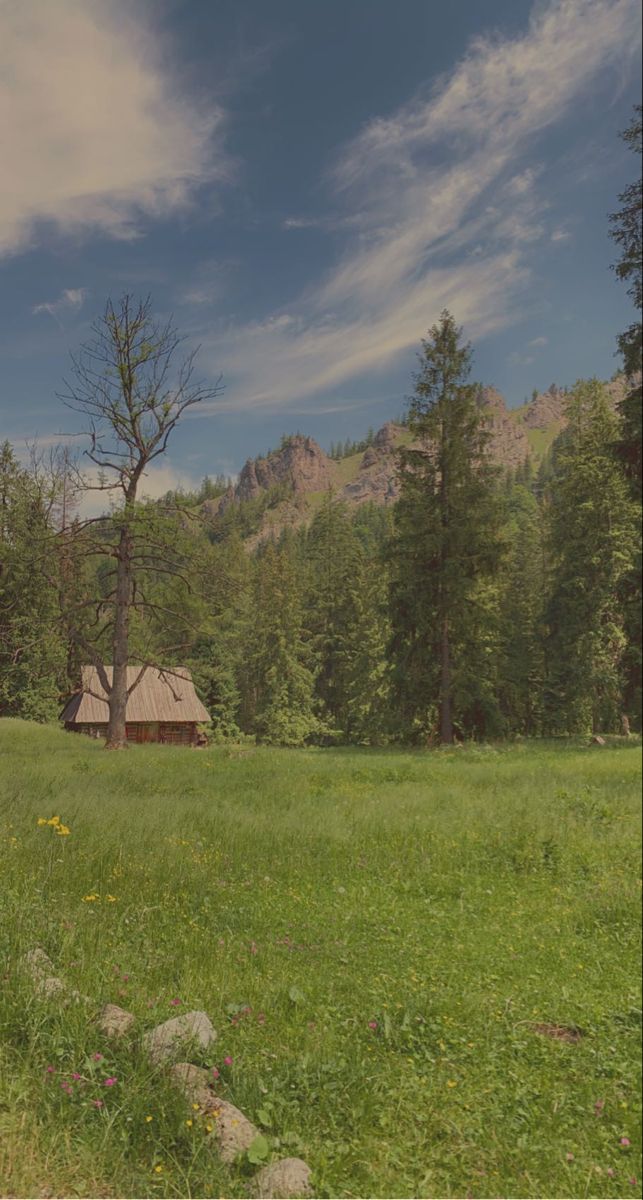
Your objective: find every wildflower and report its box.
[45,1065,55,1075]
[192,1103,200,1111]
[71,1072,82,1081]
[56,825,71,836]
[170,998,182,1007]
[103,1077,117,1087]
[447,1080,457,1088]
[211,1067,220,1079]
[186,1119,193,1128]
[83,893,99,903]
[48,816,61,826]
[205,1123,213,1133]
[37,818,48,826]
[629,1177,637,1188]
[153,1165,163,1174]
[92,1053,103,1061]
[594,1099,605,1116]
[620,1137,631,1148]
[223,1056,233,1067]
[91,1099,104,1109]
[106,895,117,903]
[145,1115,153,1123]
[368,1020,377,1030]
[566,1153,574,1162]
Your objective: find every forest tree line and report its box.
[0,108,640,745]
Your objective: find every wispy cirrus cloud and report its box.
[198,0,640,414]
[33,288,89,320]
[0,0,227,258]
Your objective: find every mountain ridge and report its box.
[202,375,631,547]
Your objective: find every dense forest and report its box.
[1,110,641,746]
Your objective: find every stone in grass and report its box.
[144,1010,216,1065]
[99,1003,136,1039]
[23,948,82,1001]
[591,735,607,746]
[249,1157,313,1199]
[170,1065,259,1164]
[169,1062,216,1110]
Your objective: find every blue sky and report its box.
[1,0,641,494]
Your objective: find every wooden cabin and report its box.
[60,666,211,745]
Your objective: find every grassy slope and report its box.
[0,721,640,1199]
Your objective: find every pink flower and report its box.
[45,1065,55,1075]
[103,1077,117,1087]
[629,1178,637,1188]
[368,1020,378,1030]
[71,1072,82,1081]
[91,1098,104,1109]
[61,1081,73,1095]
[170,998,182,1007]
[223,1056,233,1067]
[566,1153,574,1162]
[211,1067,220,1079]
[92,1053,103,1061]
[620,1138,631,1148]
[122,974,129,982]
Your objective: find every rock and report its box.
[169,1062,216,1109]
[249,1157,313,1198]
[143,1010,216,1065]
[591,735,607,746]
[98,1003,136,1039]
[621,714,631,737]
[24,949,68,999]
[169,1063,256,1162]
[207,1098,260,1163]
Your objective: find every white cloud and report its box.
[198,0,639,413]
[551,228,572,242]
[528,336,548,348]
[0,0,226,257]
[33,288,88,318]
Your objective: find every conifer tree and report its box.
[389,312,503,742]
[544,380,640,732]
[246,539,321,745]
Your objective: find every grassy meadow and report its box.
[0,720,641,1200]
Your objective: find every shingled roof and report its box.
[60,666,211,725]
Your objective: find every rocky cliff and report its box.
[204,375,631,545]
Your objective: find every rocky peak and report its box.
[236,435,332,503]
[523,385,566,429]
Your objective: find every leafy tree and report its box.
[61,295,221,747]
[389,312,504,742]
[0,442,66,720]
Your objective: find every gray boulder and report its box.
[143,1010,217,1064]
[98,1003,136,1039]
[249,1157,313,1198]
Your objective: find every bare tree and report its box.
[61,295,222,748]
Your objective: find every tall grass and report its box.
[0,720,640,1198]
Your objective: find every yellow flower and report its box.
[205,1123,213,1133]
[153,1165,163,1174]
[37,818,48,826]
[106,895,117,902]
[47,816,61,826]
[191,1103,200,1111]
[56,825,71,836]
[186,1119,193,1127]
[447,1079,458,1088]
[82,893,99,903]
[145,1115,153,1123]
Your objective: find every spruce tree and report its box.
[389,311,503,742]
[544,380,640,732]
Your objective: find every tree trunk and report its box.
[440,614,453,744]
[106,523,132,749]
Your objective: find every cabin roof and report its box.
[60,666,211,725]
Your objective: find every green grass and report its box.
[0,721,641,1199]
